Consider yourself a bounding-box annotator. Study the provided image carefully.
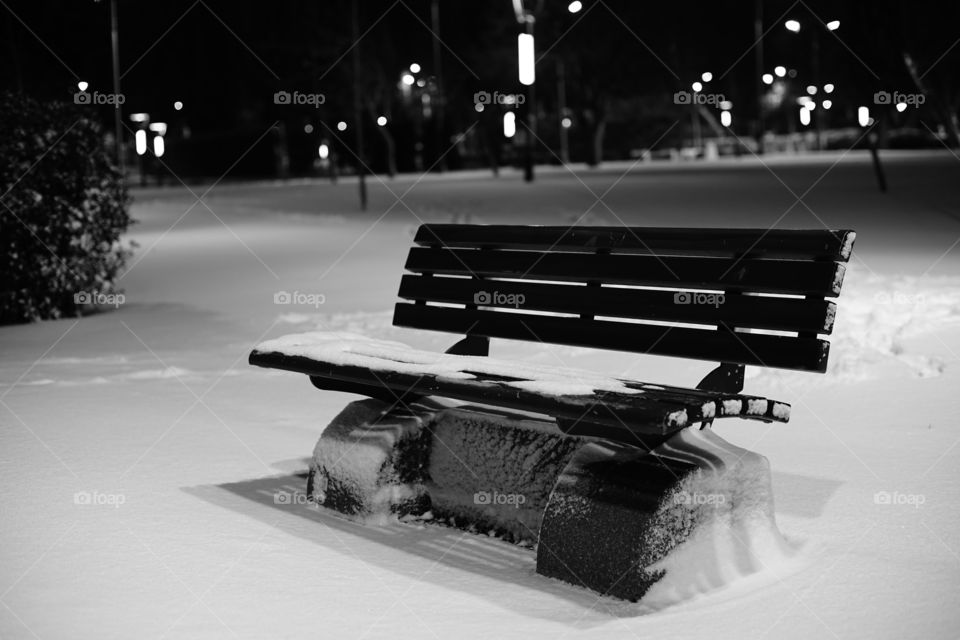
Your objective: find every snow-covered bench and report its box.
[250,224,855,601]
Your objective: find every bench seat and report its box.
[250,331,790,448]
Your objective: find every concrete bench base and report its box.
[307,398,786,601]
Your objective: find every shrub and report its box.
[0,92,134,324]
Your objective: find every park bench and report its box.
[249,223,855,600]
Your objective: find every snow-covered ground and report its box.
[2,150,959,638]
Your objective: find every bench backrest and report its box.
[393,225,856,373]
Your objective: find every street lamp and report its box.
[567,1,582,13]
[785,18,838,150]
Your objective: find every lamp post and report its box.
[785,18,839,151]
[517,11,536,182]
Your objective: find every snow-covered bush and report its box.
[0,92,133,324]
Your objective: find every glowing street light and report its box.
[692,81,703,92]
[806,85,818,95]
[785,19,801,33]
[774,65,786,77]
[824,84,835,94]
[701,71,712,82]
[826,20,840,31]
[896,102,908,113]
[318,143,330,159]
[567,1,582,13]
[822,100,833,110]
[174,101,183,111]
[77,81,89,92]
[409,63,421,73]
[799,107,811,126]
[762,73,774,85]
[858,106,870,127]
[561,116,572,129]
[518,33,535,85]
[720,111,732,127]
[135,129,147,155]
[376,116,387,126]
[402,73,415,86]
[337,121,348,131]
[153,135,165,158]
[503,111,516,138]
[129,112,149,123]
[148,122,167,136]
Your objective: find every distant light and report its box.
[153,135,165,158]
[762,73,774,85]
[896,102,908,113]
[77,81,89,92]
[826,20,840,31]
[805,101,816,111]
[797,96,813,106]
[337,121,347,131]
[148,122,167,136]
[409,63,421,73]
[719,100,732,110]
[174,101,183,111]
[822,100,832,110]
[561,116,572,128]
[304,124,314,133]
[701,71,713,82]
[774,65,786,77]
[824,83,835,94]
[402,74,415,86]
[858,106,870,127]
[785,19,801,33]
[135,129,147,155]
[475,103,484,113]
[503,111,516,138]
[799,107,811,126]
[319,143,329,159]
[806,85,818,95]
[692,81,703,92]
[720,111,732,127]
[518,33,535,85]
[416,79,426,88]
[129,112,149,123]
[377,116,387,126]
[567,1,582,13]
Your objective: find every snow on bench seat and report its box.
[250,332,791,438]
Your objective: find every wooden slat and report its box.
[414,225,856,262]
[404,247,846,297]
[398,275,837,334]
[393,303,831,372]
